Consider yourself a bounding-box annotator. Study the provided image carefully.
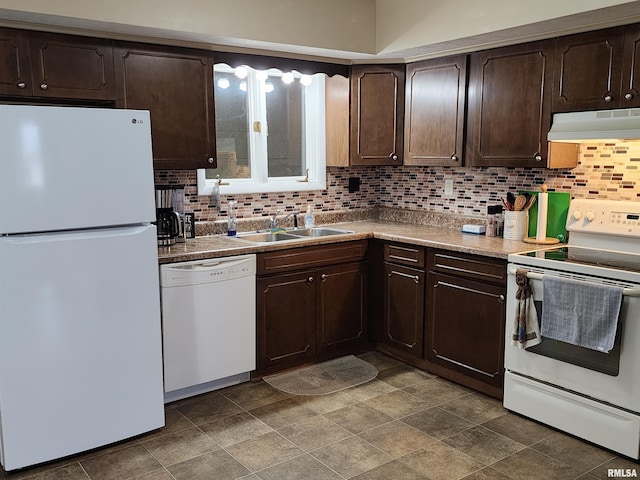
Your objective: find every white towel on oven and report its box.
[541,275,623,352]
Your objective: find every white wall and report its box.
[376,0,640,59]
[1,0,640,60]
[0,0,377,58]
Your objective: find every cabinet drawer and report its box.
[257,240,368,275]
[428,249,506,285]
[384,242,425,268]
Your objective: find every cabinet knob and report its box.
[450,154,459,162]
[533,153,543,162]
[498,294,505,303]
[389,153,398,161]
[625,93,634,101]
[307,276,314,283]
[207,157,215,164]
[40,83,49,90]
[604,95,613,102]
[16,82,26,89]
[320,273,327,281]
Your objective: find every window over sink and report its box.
[197,64,327,195]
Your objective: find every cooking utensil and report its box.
[513,195,527,211]
[524,194,536,210]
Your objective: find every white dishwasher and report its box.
[160,254,256,403]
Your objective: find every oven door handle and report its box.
[507,266,640,297]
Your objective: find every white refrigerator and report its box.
[0,105,165,471]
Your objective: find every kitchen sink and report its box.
[234,227,354,243]
[234,232,303,243]
[285,227,354,237]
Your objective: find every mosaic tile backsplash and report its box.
[154,142,640,224]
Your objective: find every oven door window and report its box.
[526,301,622,376]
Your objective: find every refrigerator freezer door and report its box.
[0,105,155,235]
[0,225,164,470]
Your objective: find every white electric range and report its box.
[504,198,640,459]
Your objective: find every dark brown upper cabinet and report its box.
[554,28,623,111]
[350,65,404,166]
[622,24,640,108]
[114,42,216,170]
[0,28,30,97]
[553,25,640,112]
[466,40,554,168]
[0,28,114,102]
[404,55,467,166]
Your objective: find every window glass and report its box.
[198,64,326,195]
[266,72,303,178]
[206,67,250,180]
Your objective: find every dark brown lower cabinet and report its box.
[316,262,368,355]
[425,249,507,398]
[382,262,424,358]
[255,241,369,376]
[426,272,505,388]
[257,271,317,372]
[376,243,507,399]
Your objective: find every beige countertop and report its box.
[157,219,545,265]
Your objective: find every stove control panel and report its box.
[567,199,640,237]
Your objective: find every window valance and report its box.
[213,51,349,78]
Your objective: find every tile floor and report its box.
[2,352,638,480]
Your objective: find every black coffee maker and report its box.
[155,185,182,246]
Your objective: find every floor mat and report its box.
[262,355,378,396]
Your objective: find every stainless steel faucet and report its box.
[269,210,299,229]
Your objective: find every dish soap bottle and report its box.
[227,200,237,236]
[304,205,315,228]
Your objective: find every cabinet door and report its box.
[0,28,31,97]
[257,271,316,372]
[350,65,404,166]
[325,75,350,166]
[316,261,367,355]
[426,272,505,387]
[405,55,466,166]
[29,32,114,101]
[467,40,553,167]
[553,28,625,112]
[382,262,424,358]
[114,43,216,170]
[622,24,640,108]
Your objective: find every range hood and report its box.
[548,108,640,142]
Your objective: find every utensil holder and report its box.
[503,210,528,240]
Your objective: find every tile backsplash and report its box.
[154,142,640,223]
[154,167,380,221]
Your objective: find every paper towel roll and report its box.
[536,188,548,242]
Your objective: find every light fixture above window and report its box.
[234,66,248,79]
[282,72,294,84]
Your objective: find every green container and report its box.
[519,191,571,242]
